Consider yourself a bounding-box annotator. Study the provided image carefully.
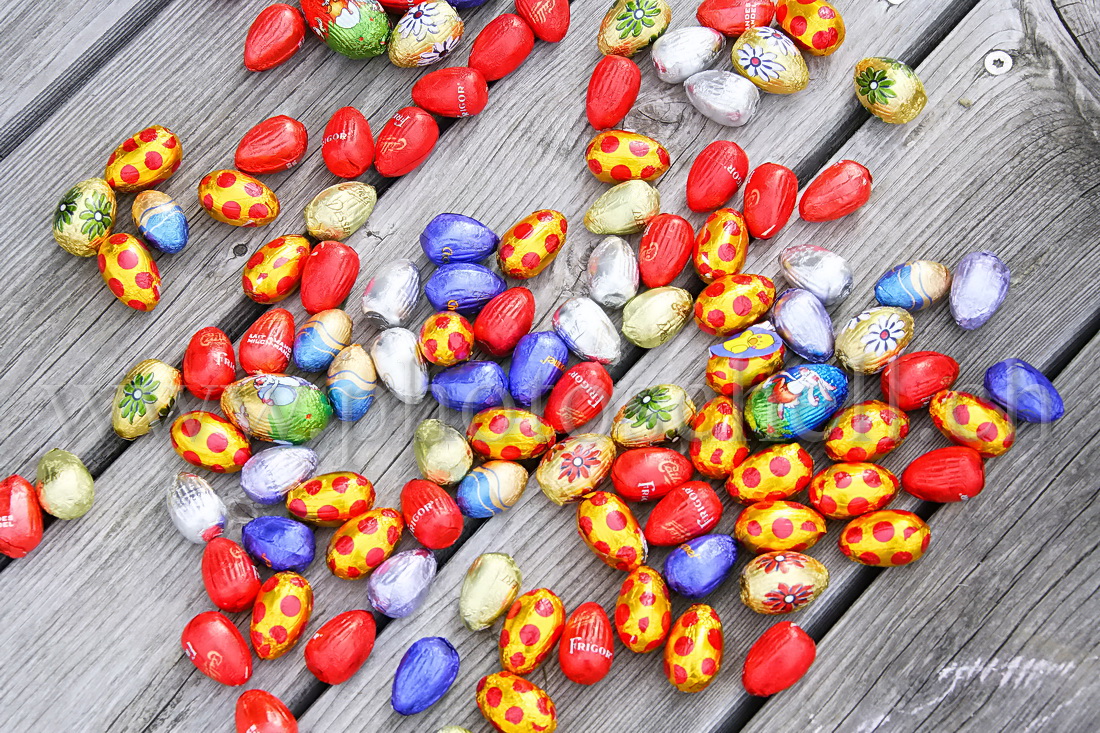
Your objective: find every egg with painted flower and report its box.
[97,233,161,311]
[112,359,181,439]
[693,273,775,337]
[693,208,748,283]
[854,57,927,124]
[104,124,182,192]
[250,571,313,659]
[874,260,951,311]
[731,26,807,94]
[775,0,844,56]
[498,209,568,279]
[132,191,189,254]
[293,309,352,373]
[585,130,671,183]
[611,384,696,448]
[838,509,930,567]
[740,551,829,614]
[536,433,616,505]
[326,508,404,579]
[198,169,279,227]
[170,411,252,473]
[577,491,647,571]
[389,1,464,68]
[744,364,848,441]
[835,307,915,375]
[706,324,786,397]
[326,344,377,421]
[598,0,671,57]
[303,0,390,59]
[221,374,333,444]
[53,178,116,257]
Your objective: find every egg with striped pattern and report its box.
[874,260,951,311]
[132,190,189,254]
[326,344,377,421]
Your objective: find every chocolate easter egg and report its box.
[663,604,723,692]
[304,610,376,685]
[611,447,692,502]
[742,621,816,697]
[929,390,1016,457]
[553,297,622,364]
[498,209,567,279]
[242,516,315,572]
[771,288,833,362]
[389,1,463,68]
[431,361,509,412]
[697,0,774,36]
[198,169,278,226]
[112,358,181,439]
[585,130,670,184]
[375,106,439,177]
[880,351,960,411]
[778,244,852,306]
[300,240,361,319]
[874,260,950,311]
[745,364,847,441]
[469,13,535,81]
[97,233,161,311]
[734,500,826,554]
[901,446,985,503]
[304,182,376,241]
[368,548,437,618]
[241,309,294,375]
[420,213,498,265]
[475,287,535,357]
[414,419,473,486]
[808,462,898,520]
[221,374,332,443]
[598,0,670,56]
[559,602,614,685]
[132,190,188,254]
[322,106,374,178]
[53,178,115,256]
[644,481,723,546]
[286,472,375,526]
[392,636,460,714]
[361,259,420,328]
[584,180,660,235]
[167,472,227,543]
[732,26,807,94]
[651,25,725,84]
[726,442,812,504]
[202,537,261,612]
[303,0,390,59]
[824,399,910,463]
[516,0,569,42]
[250,571,313,659]
[693,207,748,282]
[611,384,696,448]
[412,66,489,117]
[476,672,556,733]
[799,160,871,222]
[744,162,797,239]
[425,263,506,314]
[0,476,42,558]
[587,54,640,129]
[588,236,639,309]
[544,361,614,433]
[419,311,474,367]
[685,70,760,126]
[835,307,914,375]
[402,479,463,549]
[235,115,308,174]
[740,551,829,614]
[240,445,318,505]
[775,0,843,55]
[326,344,377,421]
[686,141,748,213]
[170,411,251,473]
[950,251,1010,330]
[639,213,693,287]
[326,508,404,579]
[461,552,522,630]
[235,690,297,733]
[706,324,786,397]
[500,588,565,674]
[536,433,616,505]
[244,3,306,71]
[243,235,310,304]
[839,510,930,567]
[621,286,693,349]
[467,408,556,460]
[687,396,749,478]
[693,273,775,338]
[371,328,429,404]
[577,491,647,571]
[855,57,926,124]
[182,611,252,686]
[105,124,182,192]
[664,533,737,598]
[509,331,568,407]
[984,358,1064,423]
[293,308,352,373]
[615,565,672,652]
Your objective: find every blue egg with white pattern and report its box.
[293,309,352,373]
[431,361,509,413]
[874,260,951,311]
[984,358,1064,423]
[663,534,737,599]
[325,344,377,421]
[420,213,499,265]
[241,515,315,572]
[391,636,461,715]
[133,191,189,254]
[424,263,506,315]
[509,331,569,408]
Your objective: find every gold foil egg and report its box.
[621,286,693,349]
[326,508,403,579]
[731,27,808,94]
[304,182,377,240]
[461,552,523,631]
[53,178,116,256]
[615,565,672,652]
[198,169,279,227]
[97,233,161,311]
[611,384,696,447]
[576,491,647,571]
[585,130,671,183]
[776,0,845,56]
[725,443,813,504]
[693,208,748,283]
[414,418,473,485]
[111,359,182,439]
[597,0,671,57]
[839,509,930,567]
[104,124,182,192]
[824,400,910,462]
[740,551,829,614]
[466,408,556,461]
[476,672,557,733]
[687,396,749,479]
[536,433,616,505]
[286,471,376,526]
[418,311,475,366]
[808,462,898,520]
[389,1,464,68]
[497,209,567,279]
[693,273,775,337]
[250,571,313,659]
[499,588,566,674]
[854,57,927,124]
[835,306,914,374]
[734,500,826,554]
[663,604,723,693]
[929,389,1016,457]
[584,180,660,235]
[35,449,94,519]
[242,235,311,304]
[170,410,252,473]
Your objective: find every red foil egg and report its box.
[183,326,237,400]
[902,446,985,502]
[799,160,872,222]
[374,107,439,178]
[644,481,723,546]
[401,478,463,549]
[543,361,614,433]
[742,621,815,697]
[202,537,261,612]
[559,602,614,685]
[880,351,960,411]
[587,54,641,130]
[239,308,294,375]
[638,213,694,288]
[322,106,374,179]
[235,115,308,175]
[412,67,489,118]
[686,141,749,212]
[469,13,535,81]
[243,3,306,72]
[743,162,798,239]
[697,0,775,36]
[516,0,570,42]
[300,240,360,314]
[0,475,43,558]
[474,287,535,357]
[181,611,252,686]
[611,447,693,502]
[235,689,298,733]
[304,609,376,685]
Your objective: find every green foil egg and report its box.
[221,374,333,444]
[413,418,472,486]
[36,449,95,519]
[304,0,391,60]
[459,552,522,631]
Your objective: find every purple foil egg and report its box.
[509,331,569,408]
[950,251,1009,330]
[420,213,499,265]
[391,636,461,715]
[663,533,737,599]
[368,548,438,618]
[430,361,509,413]
[240,446,318,505]
[984,358,1064,423]
[424,263,506,315]
[241,515,315,572]
[771,288,833,362]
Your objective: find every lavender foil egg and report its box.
[240,446,319,505]
[950,251,1010,330]
[368,548,438,618]
[771,288,834,362]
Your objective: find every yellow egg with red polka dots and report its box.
[585,130,671,184]
[615,565,672,653]
[663,604,723,693]
[929,389,1016,457]
[285,471,375,527]
[104,124,182,192]
[838,509,930,567]
[740,551,829,615]
[97,233,161,311]
[499,588,565,674]
[775,0,845,57]
[242,235,310,304]
[170,410,252,473]
[198,169,279,227]
[467,408,556,461]
[808,462,898,520]
[705,324,786,397]
[824,399,910,463]
[249,571,313,660]
[577,491,647,571]
[693,273,775,338]
[687,396,749,479]
[497,209,567,279]
[693,208,748,283]
[418,311,474,367]
[476,671,557,733]
[734,500,826,554]
[325,508,403,580]
[725,443,813,504]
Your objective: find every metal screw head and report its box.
[985,50,1013,75]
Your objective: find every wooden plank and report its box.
[0,2,983,732]
[1053,0,1100,75]
[293,0,1100,730]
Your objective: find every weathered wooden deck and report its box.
[1,0,1098,730]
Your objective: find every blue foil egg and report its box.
[368,548,438,618]
[430,361,509,412]
[984,358,1064,423]
[663,534,737,599]
[133,190,189,254]
[508,331,568,408]
[326,344,377,421]
[951,251,1010,330]
[293,309,352,372]
[241,515,315,572]
[874,260,951,311]
[744,364,849,441]
[391,636,461,715]
[771,288,833,362]
[420,213,499,265]
[456,461,527,518]
[424,263,506,315]
[240,445,318,504]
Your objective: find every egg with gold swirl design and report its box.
[326,344,377,422]
[663,604,723,693]
[615,565,672,653]
[242,235,310,304]
[326,508,403,580]
[839,509,930,567]
[293,309,352,373]
[499,588,565,674]
[132,191,188,254]
[250,571,313,660]
[456,460,528,517]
